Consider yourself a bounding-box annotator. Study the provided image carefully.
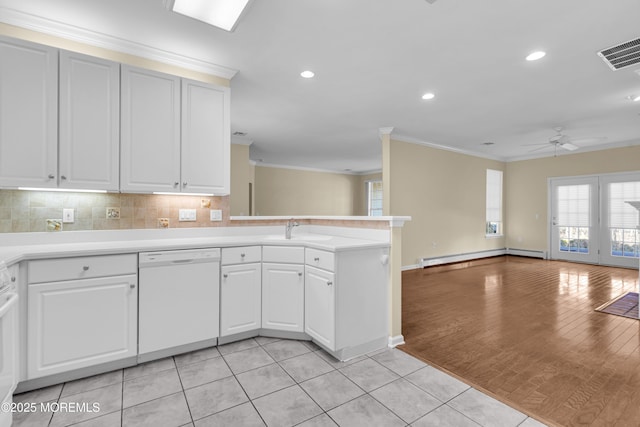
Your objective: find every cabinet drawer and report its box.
[305,248,335,271]
[28,254,137,284]
[263,246,304,264]
[221,246,261,265]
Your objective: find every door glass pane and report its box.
[557,185,590,254]
[608,181,640,258]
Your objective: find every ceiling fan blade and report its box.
[522,142,550,147]
[560,142,579,151]
[528,145,553,153]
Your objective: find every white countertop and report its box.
[0,226,390,267]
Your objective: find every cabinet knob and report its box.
[174,182,179,187]
[183,182,188,187]
[298,272,303,277]
[61,175,67,180]
[48,174,55,180]
[314,257,320,262]
[130,283,135,289]
[11,276,16,282]
[223,274,228,278]
[327,281,333,286]
[240,253,246,258]
[82,266,90,271]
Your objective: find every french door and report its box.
[550,173,640,268]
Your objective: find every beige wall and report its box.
[387,139,505,267]
[230,144,255,216]
[254,166,362,216]
[505,144,640,252]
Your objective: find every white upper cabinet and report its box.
[121,66,231,195]
[120,65,181,193]
[182,79,230,194]
[0,36,58,188]
[59,51,120,191]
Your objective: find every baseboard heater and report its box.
[420,248,546,268]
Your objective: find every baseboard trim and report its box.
[421,249,507,268]
[388,335,405,348]
[506,248,546,259]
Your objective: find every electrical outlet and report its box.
[106,207,120,219]
[62,208,74,223]
[158,218,170,228]
[210,209,222,221]
[179,209,197,221]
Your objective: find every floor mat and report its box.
[595,292,639,319]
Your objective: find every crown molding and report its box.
[378,127,394,140]
[392,133,506,162]
[0,6,238,79]
[254,161,380,176]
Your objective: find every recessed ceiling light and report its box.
[526,51,546,61]
[169,0,251,32]
[300,70,315,79]
[421,92,435,100]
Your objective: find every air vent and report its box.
[598,37,640,70]
[232,131,247,136]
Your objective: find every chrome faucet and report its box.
[285,218,299,239]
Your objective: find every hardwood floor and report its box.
[400,256,640,427]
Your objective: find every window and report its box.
[557,184,591,253]
[608,181,640,258]
[486,169,503,236]
[367,180,383,216]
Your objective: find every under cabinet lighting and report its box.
[18,187,107,193]
[153,192,215,196]
[167,0,251,32]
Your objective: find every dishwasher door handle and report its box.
[171,259,196,264]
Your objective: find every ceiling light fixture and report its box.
[526,51,546,61]
[300,70,315,79]
[421,92,435,100]
[627,94,640,102]
[167,0,251,32]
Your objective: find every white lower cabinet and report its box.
[304,266,335,348]
[304,247,389,358]
[262,263,304,332]
[220,261,261,337]
[26,255,137,379]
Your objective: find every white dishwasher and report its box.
[138,248,220,360]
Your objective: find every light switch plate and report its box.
[210,209,222,221]
[179,209,197,221]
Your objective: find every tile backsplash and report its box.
[0,190,229,233]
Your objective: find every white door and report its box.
[550,177,600,264]
[59,51,120,191]
[181,79,230,194]
[0,36,58,188]
[121,65,181,193]
[304,266,335,350]
[262,263,304,332]
[220,263,261,336]
[27,275,137,379]
[600,173,640,268]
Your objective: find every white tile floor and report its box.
[12,337,548,427]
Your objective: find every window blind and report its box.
[486,169,502,222]
[609,181,640,228]
[367,180,383,216]
[556,184,590,226]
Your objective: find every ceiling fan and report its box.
[525,127,605,155]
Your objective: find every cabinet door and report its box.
[27,275,137,379]
[220,263,261,336]
[0,36,58,188]
[262,263,304,332]
[59,51,120,191]
[121,65,180,193]
[304,266,335,350]
[181,79,230,194]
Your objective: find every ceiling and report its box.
[2,0,640,173]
